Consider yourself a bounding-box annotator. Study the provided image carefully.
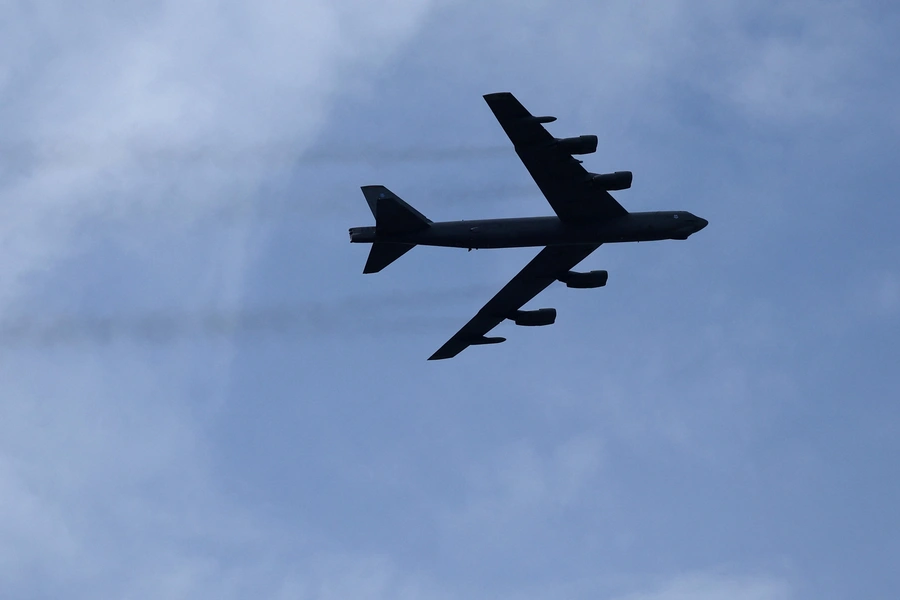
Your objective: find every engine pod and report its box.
[555,135,598,155]
[590,171,632,191]
[559,270,608,289]
[511,308,557,326]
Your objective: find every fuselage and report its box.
[350,211,708,249]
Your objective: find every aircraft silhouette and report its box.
[350,92,708,360]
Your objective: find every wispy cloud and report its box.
[2,0,897,598]
[615,572,792,600]
[0,0,438,309]
[1,1,442,597]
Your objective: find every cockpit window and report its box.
[673,214,679,219]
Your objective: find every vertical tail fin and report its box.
[361,185,431,234]
[359,186,430,273]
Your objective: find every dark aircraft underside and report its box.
[349,92,707,359]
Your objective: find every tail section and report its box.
[364,242,415,274]
[361,185,431,234]
[359,186,430,273]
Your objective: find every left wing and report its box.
[483,92,628,223]
[428,244,600,360]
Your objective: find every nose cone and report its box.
[696,217,708,232]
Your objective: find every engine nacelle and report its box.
[558,270,608,289]
[590,171,632,191]
[555,135,598,155]
[510,308,556,327]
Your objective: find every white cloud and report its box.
[872,271,900,317]
[416,0,891,128]
[616,572,792,600]
[442,435,606,551]
[0,0,435,308]
[697,1,891,123]
[1,1,894,597]
[0,0,437,596]
[847,270,900,320]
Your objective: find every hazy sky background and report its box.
[1,1,899,598]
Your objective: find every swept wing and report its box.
[428,244,599,360]
[430,93,621,360]
[483,91,627,222]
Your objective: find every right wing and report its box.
[483,92,628,223]
[428,244,600,360]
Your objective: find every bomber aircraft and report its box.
[349,92,708,360]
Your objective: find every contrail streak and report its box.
[0,141,512,172]
[0,286,494,348]
[199,183,539,222]
[298,145,511,165]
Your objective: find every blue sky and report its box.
[1,1,899,598]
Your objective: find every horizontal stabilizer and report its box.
[361,185,431,235]
[363,242,415,274]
